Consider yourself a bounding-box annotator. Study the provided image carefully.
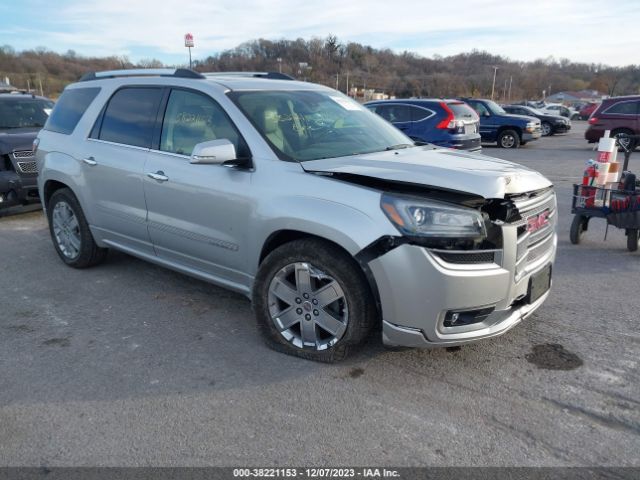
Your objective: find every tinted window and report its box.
[409,106,433,122]
[99,87,163,148]
[375,104,412,123]
[469,101,490,116]
[605,101,639,115]
[44,88,99,134]
[160,89,247,157]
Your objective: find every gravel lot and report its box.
[0,122,638,467]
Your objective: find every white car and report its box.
[538,103,579,120]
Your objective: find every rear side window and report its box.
[99,87,163,148]
[45,87,100,134]
[374,104,412,123]
[604,101,639,115]
[409,106,433,122]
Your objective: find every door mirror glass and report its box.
[190,139,237,164]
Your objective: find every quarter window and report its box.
[99,87,163,148]
[604,101,639,115]
[409,106,433,122]
[44,87,100,135]
[160,89,246,157]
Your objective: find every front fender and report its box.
[248,195,396,276]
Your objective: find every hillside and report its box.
[1,37,639,100]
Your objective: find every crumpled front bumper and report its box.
[368,231,557,348]
[0,171,39,208]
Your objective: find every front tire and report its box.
[47,188,107,268]
[498,129,521,148]
[253,238,376,362]
[541,122,552,136]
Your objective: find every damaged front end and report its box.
[315,170,557,348]
[0,150,40,208]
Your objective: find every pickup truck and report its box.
[461,98,542,149]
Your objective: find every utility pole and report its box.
[502,78,507,101]
[508,76,513,102]
[346,71,349,96]
[277,57,282,73]
[38,76,43,97]
[490,66,499,100]
[335,73,339,90]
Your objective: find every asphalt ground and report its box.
[0,122,638,467]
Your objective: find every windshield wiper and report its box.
[385,143,413,151]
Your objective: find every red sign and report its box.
[184,33,194,48]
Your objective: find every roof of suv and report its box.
[0,92,52,102]
[75,68,329,92]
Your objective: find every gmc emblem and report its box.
[527,210,550,233]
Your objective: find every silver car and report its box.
[36,69,557,362]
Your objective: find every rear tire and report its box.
[253,238,376,362]
[47,188,107,268]
[498,129,520,149]
[627,229,639,252]
[613,129,637,151]
[570,214,587,245]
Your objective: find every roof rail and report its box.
[203,71,295,81]
[79,68,205,82]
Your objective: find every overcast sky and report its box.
[2,0,639,66]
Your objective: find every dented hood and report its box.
[302,147,552,199]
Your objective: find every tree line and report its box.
[1,37,639,100]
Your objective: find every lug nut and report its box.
[313,309,319,316]
[305,314,311,321]
[312,299,318,305]
[295,298,302,304]
[296,308,303,314]
[303,293,309,299]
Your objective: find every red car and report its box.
[585,96,640,150]
[579,102,599,120]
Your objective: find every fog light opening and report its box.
[444,307,495,327]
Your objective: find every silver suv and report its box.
[36,69,557,362]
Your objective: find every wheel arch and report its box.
[258,229,383,324]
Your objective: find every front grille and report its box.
[17,161,38,174]
[12,150,34,159]
[511,189,557,279]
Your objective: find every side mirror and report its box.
[190,139,237,165]
[483,111,491,117]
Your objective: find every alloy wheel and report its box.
[267,262,348,350]
[52,201,81,259]
[501,134,516,148]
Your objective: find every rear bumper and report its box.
[432,136,482,152]
[369,229,557,348]
[585,126,605,143]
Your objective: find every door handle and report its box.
[82,157,97,166]
[147,171,169,182]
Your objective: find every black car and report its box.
[0,93,54,208]
[502,104,571,137]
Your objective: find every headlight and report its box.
[381,193,487,238]
[525,122,537,133]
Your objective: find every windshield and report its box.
[485,100,506,115]
[0,98,54,129]
[228,90,413,161]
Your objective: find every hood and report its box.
[302,147,552,199]
[503,113,540,124]
[0,129,39,153]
